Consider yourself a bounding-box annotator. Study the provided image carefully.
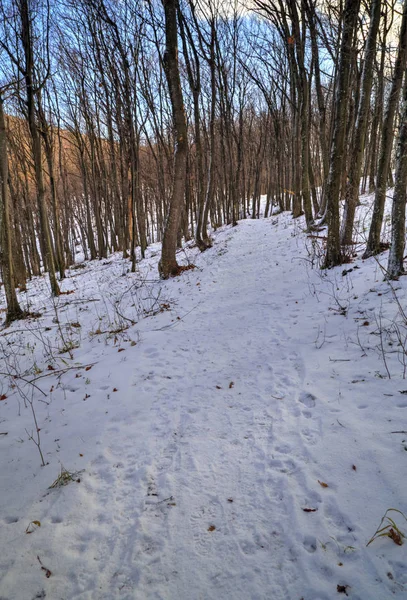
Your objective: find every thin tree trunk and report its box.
[201,19,216,248]
[387,74,407,278]
[0,93,23,323]
[38,100,66,279]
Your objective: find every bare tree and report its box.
[0,87,24,323]
[364,0,407,258]
[340,0,382,246]
[387,73,407,279]
[323,0,361,268]
[159,0,188,278]
[0,0,60,295]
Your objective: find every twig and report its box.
[377,309,391,379]
[155,495,174,504]
[329,357,351,362]
[1,328,49,336]
[390,430,407,434]
[0,372,47,397]
[29,363,96,383]
[153,304,201,331]
[25,388,46,467]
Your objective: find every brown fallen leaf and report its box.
[227,498,234,503]
[303,508,318,513]
[208,525,216,532]
[113,388,118,392]
[85,365,92,371]
[37,555,52,578]
[352,465,357,471]
[216,385,222,389]
[318,480,329,488]
[388,528,403,546]
[118,348,125,353]
[337,584,349,595]
[0,394,7,401]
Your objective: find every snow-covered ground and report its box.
[0,200,406,600]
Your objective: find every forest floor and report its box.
[0,197,407,600]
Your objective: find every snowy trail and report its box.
[48,223,338,599]
[78,222,320,600]
[1,214,407,600]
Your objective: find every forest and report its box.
[0,0,406,320]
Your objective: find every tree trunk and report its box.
[323,0,361,268]
[387,75,407,278]
[201,18,217,248]
[20,0,60,295]
[307,0,329,213]
[341,0,382,246]
[38,100,66,279]
[364,0,407,258]
[0,93,23,323]
[159,0,188,278]
[287,0,313,228]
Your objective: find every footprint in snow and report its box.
[190,504,221,557]
[303,535,317,553]
[3,516,19,524]
[299,392,316,408]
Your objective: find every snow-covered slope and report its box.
[0,209,406,599]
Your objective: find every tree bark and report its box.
[201,18,217,247]
[20,0,60,295]
[38,98,66,279]
[364,0,407,258]
[0,93,24,323]
[387,74,407,278]
[341,0,382,246]
[159,0,188,278]
[323,0,361,268]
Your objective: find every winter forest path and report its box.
[81,220,323,600]
[1,216,406,600]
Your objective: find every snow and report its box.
[0,201,406,600]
